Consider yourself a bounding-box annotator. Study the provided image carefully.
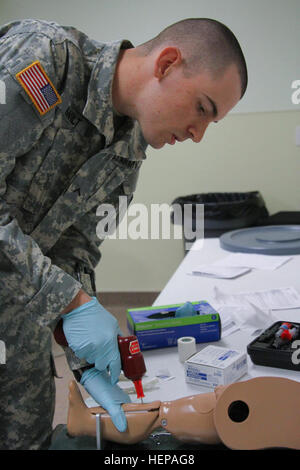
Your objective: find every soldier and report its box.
[0,18,247,449]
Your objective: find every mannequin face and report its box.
[134,48,241,149]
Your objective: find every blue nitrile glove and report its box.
[62,297,122,385]
[81,366,131,432]
[175,301,198,317]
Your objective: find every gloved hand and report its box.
[81,366,131,432]
[62,296,122,385]
[175,301,198,317]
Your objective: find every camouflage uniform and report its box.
[0,19,147,449]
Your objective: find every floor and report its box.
[51,291,159,428]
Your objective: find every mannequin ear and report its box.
[154,47,182,79]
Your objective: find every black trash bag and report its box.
[171,191,269,241]
[263,211,300,226]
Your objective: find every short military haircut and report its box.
[139,18,248,99]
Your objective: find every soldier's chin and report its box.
[149,141,165,149]
[146,136,165,149]
[142,130,166,149]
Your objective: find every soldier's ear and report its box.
[154,47,182,80]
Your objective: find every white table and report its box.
[140,238,300,403]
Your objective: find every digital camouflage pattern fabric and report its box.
[0,19,147,449]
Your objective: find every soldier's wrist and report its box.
[61,289,92,315]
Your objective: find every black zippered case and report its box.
[247,321,300,371]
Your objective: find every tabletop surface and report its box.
[139,238,300,404]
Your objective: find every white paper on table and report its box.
[215,303,278,336]
[190,265,251,279]
[85,374,161,407]
[214,285,300,310]
[117,376,159,395]
[215,308,240,337]
[214,253,292,270]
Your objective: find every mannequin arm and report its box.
[67,377,300,450]
[67,380,221,445]
[67,380,161,444]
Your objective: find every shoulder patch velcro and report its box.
[16,60,61,115]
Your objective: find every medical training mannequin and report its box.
[67,376,300,450]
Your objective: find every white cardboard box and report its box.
[184,345,248,388]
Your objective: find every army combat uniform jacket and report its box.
[0,19,147,449]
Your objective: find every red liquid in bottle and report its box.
[118,335,146,398]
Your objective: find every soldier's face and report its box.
[135,52,242,149]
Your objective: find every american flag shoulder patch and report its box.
[16,60,62,115]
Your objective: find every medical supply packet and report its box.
[184,345,247,388]
[127,301,221,351]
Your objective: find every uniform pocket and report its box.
[122,168,140,195]
[22,127,88,218]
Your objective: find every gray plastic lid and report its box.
[220,225,300,255]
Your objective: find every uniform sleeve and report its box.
[0,26,82,328]
[48,181,133,276]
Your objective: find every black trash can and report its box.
[171,191,269,253]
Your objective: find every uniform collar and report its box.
[83,39,146,160]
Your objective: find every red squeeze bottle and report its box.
[53,322,147,400]
[118,335,146,401]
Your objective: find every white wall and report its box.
[97,110,300,291]
[1,0,300,291]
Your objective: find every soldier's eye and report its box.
[197,103,205,115]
